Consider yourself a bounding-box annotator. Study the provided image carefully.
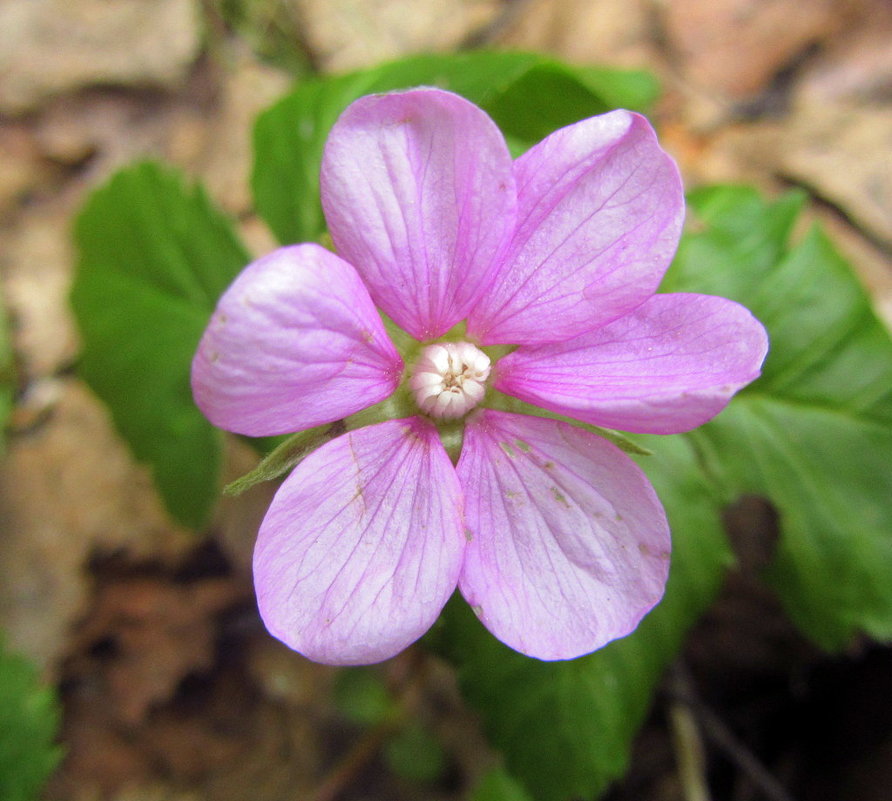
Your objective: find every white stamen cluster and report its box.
[409,342,491,420]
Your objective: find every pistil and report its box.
[409,342,491,419]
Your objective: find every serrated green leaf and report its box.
[660,186,806,299]
[252,51,659,245]
[433,184,892,798]
[692,398,892,649]
[669,188,892,649]
[438,435,731,801]
[0,636,62,801]
[71,162,250,529]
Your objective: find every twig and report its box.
[669,696,711,801]
[669,663,797,801]
[305,650,427,801]
[308,718,400,801]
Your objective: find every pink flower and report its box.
[192,88,767,665]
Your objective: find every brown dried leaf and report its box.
[662,0,839,98]
[0,0,201,114]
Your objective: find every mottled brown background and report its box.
[1,1,890,799]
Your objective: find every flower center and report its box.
[409,341,491,420]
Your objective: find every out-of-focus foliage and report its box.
[384,722,447,785]
[471,767,536,801]
[252,50,659,245]
[333,667,394,726]
[436,435,731,801]
[0,636,62,801]
[72,163,249,528]
[214,0,315,77]
[667,186,892,649]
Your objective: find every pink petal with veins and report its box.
[496,293,768,433]
[468,111,684,345]
[192,244,402,437]
[321,88,516,340]
[457,410,670,660]
[254,418,465,665]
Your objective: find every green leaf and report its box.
[484,62,658,143]
[669,187,892,649]
[0,285,14,456]
[660,186,806,299]
[471,767,535,801]
[0,636,62,801]
[693,399,892,649]
[71,162,250,529]
[252,72,371,246]
[437,185,892,797]
[252,51,659,245]
[224,422,345,495]
[438,435,731,801]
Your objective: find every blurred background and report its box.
[1,1,891,799]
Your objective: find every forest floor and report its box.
[1,1,891,799]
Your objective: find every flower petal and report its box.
[192,244,403,437]
[456,411,669,660]
[254,418,465,665]
[495,294,768,434]
[321,88,516,340]
[467,111,684,345]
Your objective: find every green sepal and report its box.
[225,390,420,495]
[577,424,651,456]
[341,387,416,431]
[484,394,652,456]
[224,421,345,496]
[381,315,421,356]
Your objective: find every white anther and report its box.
[409,342,491,420]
